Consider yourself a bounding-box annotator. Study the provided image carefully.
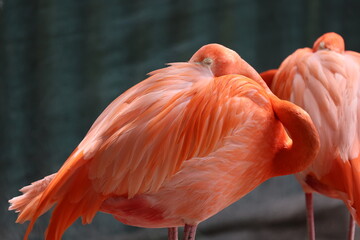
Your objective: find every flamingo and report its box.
[261,32,360,240]
[9,44,320,240]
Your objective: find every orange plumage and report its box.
[262,32,360,240]
[9,44,320,240]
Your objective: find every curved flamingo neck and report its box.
[270,96,320,176]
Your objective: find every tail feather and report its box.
[9,174,56,222]
[43,165,105,240]
[9,149,106,240]
[347,156,360,224]
[328,156,360,225]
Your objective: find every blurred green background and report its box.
[1,0,360,239]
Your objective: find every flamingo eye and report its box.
[318,42,326,50]
[202,57,213,65]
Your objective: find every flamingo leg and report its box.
[183,224,198,240]
[168,227,178,240]
[347,214,355,240]
[305,193,315,240]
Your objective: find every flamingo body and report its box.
[100,73,287,228]
[267,32,360,233]
[9,44,320,240]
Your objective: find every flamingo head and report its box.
[312,32,345,53]
[189,44,255,77]
[189,43,270,92]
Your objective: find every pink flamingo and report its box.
[9,44,319,240]
[261,32,360,240]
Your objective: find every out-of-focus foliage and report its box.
[1,0,360,239]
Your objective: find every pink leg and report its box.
[347,214,355,240]
[305,193,315,240]
[168,227,178,240]
[183,224,198,240]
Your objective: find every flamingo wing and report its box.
[82,63,273,198]
[78,63,213,198]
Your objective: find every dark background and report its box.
[1,0,360,239]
